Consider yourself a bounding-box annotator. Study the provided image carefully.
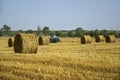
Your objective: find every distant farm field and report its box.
[0,37,120,80]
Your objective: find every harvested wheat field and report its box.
[0,37,120,80]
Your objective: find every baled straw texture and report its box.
[14,33,38,53]
[38,36,49,45]
[105,35,116,43]
[95,35,105,42]
[8,38,13,47]
[81,35,92,44]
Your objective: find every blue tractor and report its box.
[50,35,61,43]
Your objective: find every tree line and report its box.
[0,24,120,38]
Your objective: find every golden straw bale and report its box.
[14,33,38,53]
[95,35,105,42]
[38,36,49,45]
[81,35,92,44]
[105,35,116,43]
[8,38,13,47]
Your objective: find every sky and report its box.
[0,0,120,30]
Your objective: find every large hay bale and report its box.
[14,33,38,53]
[81,35,92,44]
[95,35,105,42]
[105,35,116,43]
[38,36,49,45]
[8,38,13,47]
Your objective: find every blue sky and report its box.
[0,0,120,30]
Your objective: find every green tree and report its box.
[114,31,120,38]
[25,29,34,33]
[100,29,108,37]
[55,31,61,36]
[49,31,55,36]
[43,26,50,35]
[89,30,95,37]
[95,29,100,37]
[37,25,43,36]
[75,27,85,37]
[17,30,24,33]
[67,30,75,37]
[1,24,11,36]
[55,31,68,37]
[3,24,11,32]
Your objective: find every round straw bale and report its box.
[95,35,105,42]
[81,35,92,44]
[8,38,13,47]
[38,36,49,45]
[105,35,116,43]
[14,33,38,53]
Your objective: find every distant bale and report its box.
[8,38,13,47]
[81,35,92,44]
[38,36,49,45]
[95,35,105,42]
[14,33,38,53]
[105,35,116,43]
